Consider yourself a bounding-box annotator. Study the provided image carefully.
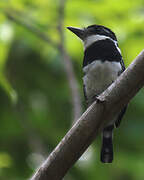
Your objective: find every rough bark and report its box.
[31,50,144,180]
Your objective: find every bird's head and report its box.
[67,25,117,49]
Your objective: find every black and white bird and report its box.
[67,25,127,163]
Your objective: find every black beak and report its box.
[67,27,85,40]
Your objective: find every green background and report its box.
[0,0,144,179]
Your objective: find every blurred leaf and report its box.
[0,152,12,168]
[0,21,17,103]
[0,73,17,103]
[0,0,143,179]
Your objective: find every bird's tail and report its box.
[100,125,114,163]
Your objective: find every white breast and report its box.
[83,60,121,104]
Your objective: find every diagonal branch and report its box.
[4,8,82,122]
[4,9,59,49]
[31,50,144,180]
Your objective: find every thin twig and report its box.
[4,9,59,48]
[57,0,82,122]
[4,7,82,123]
[31,50,144,180]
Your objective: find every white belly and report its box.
[83,60,121,104]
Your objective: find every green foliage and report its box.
[0,14,17,102]
[0,0,144,179]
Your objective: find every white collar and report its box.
[83,34,121,53]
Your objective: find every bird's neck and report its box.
[83,34,117,50]
[83,39,121,67]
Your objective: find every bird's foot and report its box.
[94,95,106,104]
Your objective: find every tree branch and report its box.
[30,50,144,180]
[57,0,82,122]
[4,9,59,49]
[4,7,82,123]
